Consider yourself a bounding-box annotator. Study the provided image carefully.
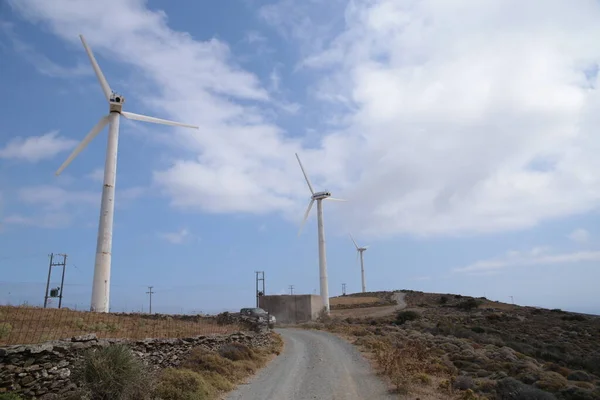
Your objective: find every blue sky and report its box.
[1,0,600,314]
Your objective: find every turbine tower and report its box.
[349,233,369,293]
[55,35,199,313]
[296,153,346,313]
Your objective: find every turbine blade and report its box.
[121,111,199,129]
[295,153,315,195]
[79,34,112,101]
[349,233,359,249]
[298,199,315,236]
[325,197,347,202]
[55,115,110,176]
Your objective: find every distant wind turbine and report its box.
[296,153,346,313]
[55,34,199,313]
[349,233,369,293]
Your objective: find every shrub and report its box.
[456,298,481,311]
[415,373,432,385]
[219,343,254,361]
[561,315,587,322]
[440,296,449,304]
[550,309,564,313]
[0,322,12,339]
[471,326,485,334]
[454,376,474,390]
[182,348,239,380]
[317,307,331,323]
[395,311,421,325]
[74,345,152,400]
[496,377,557,399]
[0,394,23,400]
[154,368,214,400]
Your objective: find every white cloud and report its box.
[86,168,104,183]
[568,228,590,243]
[158,228,190,244]
[10,0,600,239]
[293,0,600,237]
[0,130,76,162]
[0,21,91,78]
[17,185,97,210]
[8,183,143,228]
[455,247,600,274]
[244,30,267,44]
[3,212,72,229]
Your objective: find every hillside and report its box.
[318,290,600,399]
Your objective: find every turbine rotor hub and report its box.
[312,191,332,200]
[109,92,125,113]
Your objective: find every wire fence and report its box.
[0,305,242,346]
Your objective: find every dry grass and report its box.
[329,296,380,306]
[156,331,284,399]
[0,306,240,345]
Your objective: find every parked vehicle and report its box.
[240,307,276,328]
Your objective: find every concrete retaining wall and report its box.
[259,295,323,324]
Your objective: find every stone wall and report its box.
[0,331,273,399]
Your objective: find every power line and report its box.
[146,286,154,314]
[44,253,67,309]
[255,271,265,307]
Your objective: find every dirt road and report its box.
[331,292,407,319]
[226,328,394,400]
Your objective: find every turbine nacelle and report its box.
[312,191,332,200]
[295,153,346,236]
[109,92,125,113]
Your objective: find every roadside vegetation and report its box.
[2,333,283,400]
[308,290,600,399]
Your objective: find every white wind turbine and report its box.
[55,35,199,313]
[296,153,346,313]
[349,233,369,293]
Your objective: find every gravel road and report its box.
[226,328,394,400]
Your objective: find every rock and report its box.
[0,329,274,399]
[71,334,97,342]
[28,344,54,354]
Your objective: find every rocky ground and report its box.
[309,290,600,400]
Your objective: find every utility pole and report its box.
[255,271,265,307]
[289,285,294,295]
[146,286,154,314]
[44,253,67,308]
[510,296,514,305]
[342,283,346,296]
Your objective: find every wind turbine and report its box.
[296,153,346,313]
[349,233,369,293]
[55,35,199,313]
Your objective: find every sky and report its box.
[1,0,600,315]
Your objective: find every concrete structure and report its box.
[259,294,324,324]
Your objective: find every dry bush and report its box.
[218,343,254,361]
[159,332,284,399]
[372,338,437,394]
[154,369,215,400]
[0,394,23,400]
[73,345,153,400]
